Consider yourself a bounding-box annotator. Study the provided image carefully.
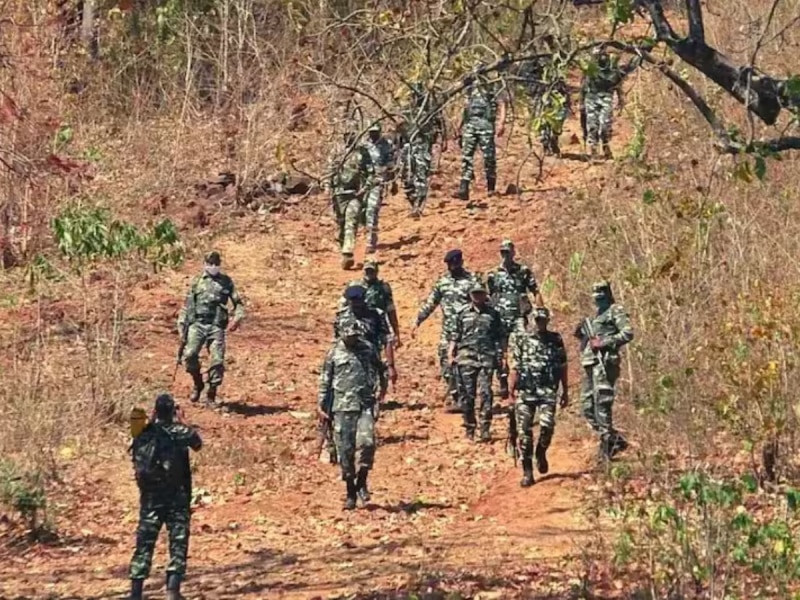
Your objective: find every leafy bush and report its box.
[0,460,48,535]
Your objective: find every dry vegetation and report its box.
[2,0,800,597]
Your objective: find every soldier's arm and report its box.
[447,312,463,362]
[509,336,522,395]
[361,148,376,191]
[382,283,400,339]
[177,278,198,330]
[416,279,443,326]
[229,279,245,324]
[526,268,544,306]
[556,335,568,393]
[172,424,203,451]
[603,307,634,349]
[496,89,507,134]
[494,311,507,362]
[486,271,496,296]
[317,351,335,413]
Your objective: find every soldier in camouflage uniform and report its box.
[362,122,396,253]
[487,239,544,397]
[335,284,397,387]
[318,319,387,510]
[413,249,481,411]
[129,394,202,600]
[574,281,634,460]
[399,83,446,217]
[580,47,640,159]
[328,131,375,269]
[178,251,245,408]
[342,259,401,346]
[448,282,506,440]
[455,72,507,203]
[509,307,568,487]
[520,55,571,156]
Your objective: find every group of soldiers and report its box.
[326,46,640,269]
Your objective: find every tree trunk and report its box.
[81,0,98,59]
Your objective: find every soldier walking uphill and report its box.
[398,84,446,217]
[178,251,245,409]
[448,283,506,441]
[509,307,568,487]
[412,249,481,411]
[575,281,634,461]
[328,131,375,270]
[580,47,641,159]
[487,239,544,397]
[129,394,202,600]
[455,72,507,203]
[362,123,397,253]
[318,319,388,510]
[519,53,572,156]
[343,259,402,346]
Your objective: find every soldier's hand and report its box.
[229,320,241,333]
[560,391,569,409]
[175,404,185,423]
[410,323,419,339]
[589,336,604,351]
[388,365,398,387]
[497,124,505,138]
[394,337,403,350]
[373,402,381,422]
[390,181,399,196]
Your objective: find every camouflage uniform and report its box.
[450,299,506,437]
[487,256,539,341]
[362,125,396,252]
[318,331,387,512]
[577,282,634,456]
[129,422,202,585]
[519,59,570,155]
[178,270,245,394]
[512,326,567,462]
[342,270,398,337]
[416,268,481,396]
[400,86,445,214]
[459,77,502,187]
[328,139,375,264]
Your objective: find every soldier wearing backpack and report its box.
[328,131,375,270]
[129,394,202,600]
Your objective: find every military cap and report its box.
[344,284,366,301]
[205,251,221,265]
[367,122,382,133]
[470,282,487,294]
[500,239,515,251]
[363,259,379,271]
[592,280,612,297]
[154,393,175,416]
[444,249,463,263]
[533,306,551,320]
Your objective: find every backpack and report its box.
[132,424,184,491]
[336,149,364,190]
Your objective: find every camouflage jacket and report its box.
[463,80,503,125]
[579,304,634,366]
[178,271,245,330]
[401,103,444,146]
[487,261,538,322]
[450,303,506,369]
[333,305,394,352]
[363,137,396,183]
[339,278,396,316]
[318,339,381,413]
[511,329,567,396]
[327,143,375,198]
[581,56,640,96]
[416,270,482,335]
[134,421,202,498]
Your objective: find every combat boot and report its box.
[356,467,371,503]
[189,372,204,403]
[341,254,354,270]
[610,433,629,457]
[521,458,534,488]
[129,579,144,600]
[344,479,358,511]
[535,443,549,475]
[486,176,496,197]
[602,143,613,160]
[479,424,491,443]
[599,436,613,462]
[455,180,470,201]
[589,144,598,159]
[465,428,476,442]
[166,573,181,600]
[205,385,218,408]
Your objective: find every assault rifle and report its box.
[316,388,337,464]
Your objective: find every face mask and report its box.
[205,265,220,277]
[448,263,463,276]
[368,132,380,142]
[343,336,359,348]
[594,296,611,311]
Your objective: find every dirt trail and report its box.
[2,130,612,599]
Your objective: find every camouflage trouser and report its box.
[460,119,496,183]
[497,315,526,388]
[581,360,620,441]
[364,183,385,249]
[584,92,613,146]
[458,364,494,433]
[436,331,456,399]
[334,408,376,481]
[129,491,191,580]
[402,139,433,209]
[335,194,362,256]
[183,322,226,387]
[515,392,557,460]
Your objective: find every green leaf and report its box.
[643,189,657,205]
[754,156,767,181]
